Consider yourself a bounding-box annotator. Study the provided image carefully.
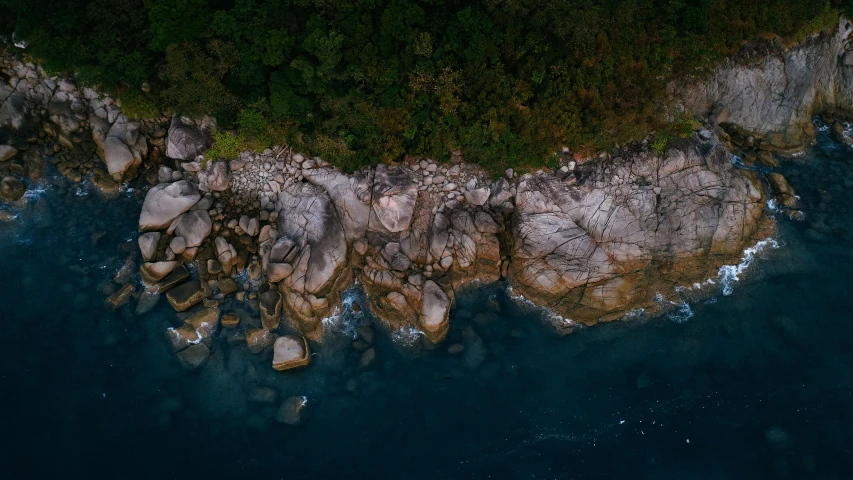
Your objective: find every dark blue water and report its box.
[3,128,853,479]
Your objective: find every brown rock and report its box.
[158,265,190,293]
[260,291,282,331]
[166,280,212,312]
[176,343,210,370]
[246,328,276,354]
[140,261,181,284]
[218,278,238,295]
[272,335,311,371]
[220,312,241,328]
[767,173,797,207]
[106,283,134,309]
[165,325,200,352]
[184,307,219,338]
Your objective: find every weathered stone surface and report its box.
[421,280,450,343]
[165,325,200,352]
[198,160,230,192]
[106,283,134,309]
[371,165,417,233]
[166,280,212,312]
[767,173,797,207]
[0,145,17,162]
[274,183,348,333]
[260,290,282,331]
[221,312,241,328]
[158,265,190,293]
[140,261,181,284]
[677,17,853,152]
[184,307,219,338]
[0,176,25,201]
[101,116,146,180]
[509,135,766,323]
[166,115,214,161]
[272,335,311,371]
[173,210,212,248]
[139,180,201,231]
[176,343,210,370]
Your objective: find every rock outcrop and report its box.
[676,17,853,153]
[509,136,767,322]
[166,115,214,161]
[139,180,201,231]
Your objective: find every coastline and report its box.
[2,18,852,370]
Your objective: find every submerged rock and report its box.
[275,396,307,425]
[176,343,210,370]
[0,176,25,201]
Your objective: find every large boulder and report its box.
[139,180,201,231]
[166,115,215,161]
[173,210,212,248]
[370,165,418,233]
[101,116,148,180]
[273,183,349,333]
[303,167,372,240]
[421,280,450,343]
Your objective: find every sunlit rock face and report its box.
[509,136,768,323]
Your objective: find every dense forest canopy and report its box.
[0,0,849,171]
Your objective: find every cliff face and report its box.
[677,17,853,152]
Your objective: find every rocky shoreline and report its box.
[3,17,852,372]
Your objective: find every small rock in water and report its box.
[105,283,134,309]
[138,232,160,262]
[276,396,308,425]
[176,343,210,371]
[221,312,241,328]
[359,348,376,369]
[249,387,279,404]
[272,335,311,371]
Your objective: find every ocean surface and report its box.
[2,125,853,479]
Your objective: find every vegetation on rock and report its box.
[1,0,848,171]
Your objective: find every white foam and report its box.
[391,325,424,347]
[717,238,779,296]
[507,285,576,327]
[767,198,781,212]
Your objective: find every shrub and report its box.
[205,130,247,163]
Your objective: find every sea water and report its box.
[3,125,853,478]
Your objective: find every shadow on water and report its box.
[3,127,853,478]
